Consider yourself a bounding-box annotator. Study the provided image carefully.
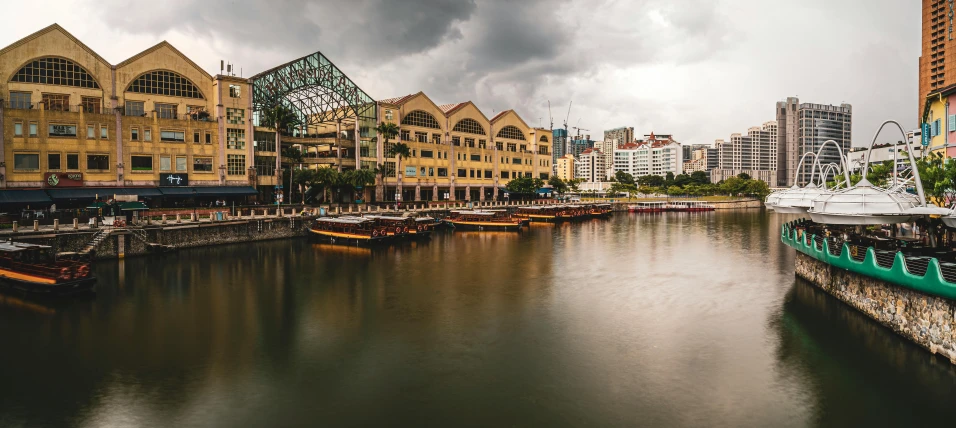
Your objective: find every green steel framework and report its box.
[781,220,956,300]
[250,51,376,140]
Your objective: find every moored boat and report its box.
[444,210,527,231]
[629,202,667,213]
[310,217,391,243]
[589,204,613,217]
[0,242,96,296]
[361,215,415,239]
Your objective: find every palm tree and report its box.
[375,122,400,200]
[261,103,300,203]
[314,167,339,203]
[346,168,377,203]
[388,142,411,202]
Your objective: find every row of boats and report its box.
[308,204,614,242]
[627,201,716,213]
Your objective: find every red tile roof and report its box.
[378,94,416,105]
[438,102,468,114]
[490,109,512,122]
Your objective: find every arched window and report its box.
[539,135,548,142]
[11,57,100,89]
[452,118,486,135]
[496,125,526,140]
[126,70,204,99]
[401,110,441,129]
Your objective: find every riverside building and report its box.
[0,24,551,205]
[776,97,852,186]
[555,154,575,181]
[711,121,777,184]
[612,133,682,179]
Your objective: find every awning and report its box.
[119,201,149,211]
[0,190,53,204]
[47,187,162,200]
[159,186,258,196]
[86,202,108,209]
[536,188,553,194]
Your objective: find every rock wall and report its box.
[795,252,956,364]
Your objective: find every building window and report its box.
[131,127,139,141]
[67,154,79,170]
[470,154,481,162]
[9,92,31,109]
[229,85,241,98]
[470,169,475,178]
[156,103,177,119]
[13,154,39,170]
[385,110,393,121]
[479,139,486,149]
[255,156,276,176]
[400,130,410,141]
[126,101,145,117]
[227,129,245,149]
[100,125,108,139]
[512,157,521,164]
[496,125,526,140]
[126,70,204,99]
[49,124,77,137]
[226,108,245,124]
[254,131,277,152]
[131,155,153,171]
[41,93,70,112]
[160,155,171,171]
[415,132,428,142]
[465,138,475,148]
[227,154,245,175]
[194,157,213,172]
[432,133,442,144]
[539,135,548,142]
[457,168,466,178]
[205,132,212,144]
[401,110,442,129]
[161,130,185,142]
[144,129,151,142]
[501,171,510,179]
[87,154,110,170]
[87,125,94,138]
[438,168,448,177]
[194,131,201,143]
[81,97,101,114]
[496,142,503,150]
[13,57,99,88]
[14,123,22,136]
[484,170,492,179]
[421,150,434,158]
[48,153,61,170]
[452,118,486,135]
[452,136,460,146]
[176,156,187,171]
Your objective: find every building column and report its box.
[354,119,361,170]
[449,176,456,201]
[0,100,5,188]
[414,184,421,201]
[115,102,124,186]
[492,137,499,200]
[432,184,439,201]
[465,185,471,201]
[479,185,486,201]
[335,120,343,173]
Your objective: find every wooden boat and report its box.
[555,204,591,220]
[310,217,391,243]
[668,201,716,212]
[361,215,414,239]
[412,216,438,238]
[589,203,613,218]
[444,210,527,231]
[0,242,96,296]
[629,202,667,213]
[514,206,561,222]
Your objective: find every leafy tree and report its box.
[568,178,583,192]
[866,161,893,188]
[690,171,710,185]
[506,176,545,194]
[261,104,301,191]
[548,176,569,194]
[374,122,400,195]
[665,172,675,184]
[666,185,683,196]
[638,175,664,187]
[744,179,770,199]
[314,167,339,203]
[614,171,636,186]
[673,173,691,187]
[916,152,952,205]
[342,168,377,202]
[637,185,655,196]
[737,172,751,180]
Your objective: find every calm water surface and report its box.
[1,211,956,427]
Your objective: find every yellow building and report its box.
[375,92,551,201]
[922,84,956,158]
[0,24,256,204]
[555,154,575,181]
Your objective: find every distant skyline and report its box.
[0,0,918,147]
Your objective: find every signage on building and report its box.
[48,124,77,137]
[922,122,930,146]
[160,173,189,186]
[44,172,83,187]
[405,166,417,177]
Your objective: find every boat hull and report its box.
[309,228,390,244]
[445,220,524,231]
[0,275,96,296]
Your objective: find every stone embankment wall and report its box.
[10,217,311,260]
[795,252,956,364]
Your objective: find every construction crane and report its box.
[573,127,590,137]
[548,100,554,130]
[563,101,572,133]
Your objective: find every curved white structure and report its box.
[774,141,850,214]
[765,152,817,211]
[808,121,927,225]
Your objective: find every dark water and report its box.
[1,211,956,427]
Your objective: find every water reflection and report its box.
[1,212,956,426]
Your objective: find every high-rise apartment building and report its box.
[604,126,634,145]
[612,136,682,179]
[568,135,595,159]
[555,154,575,181]
[711,121,778,184]
[552,128,569,166]
[576,148,606,183]
[775,98,852,186]
[919,0,956,119]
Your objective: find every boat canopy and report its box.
[316,217,372,224]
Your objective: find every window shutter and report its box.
[949,115,956,132]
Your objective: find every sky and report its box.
[1,0,919,147]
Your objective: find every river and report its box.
[1,211,955,427]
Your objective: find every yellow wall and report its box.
[927,96,947,156]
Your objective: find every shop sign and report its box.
[160,173,189,186]
[405,166,417,177]
[44,172,83,187]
